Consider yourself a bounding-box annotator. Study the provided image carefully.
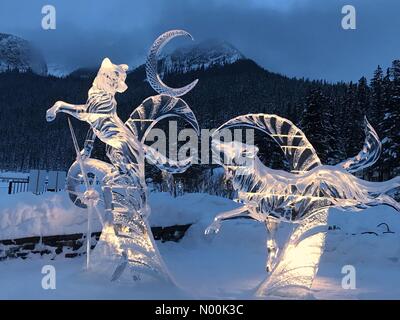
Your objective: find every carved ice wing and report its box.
[125,94,199,143]
[125,94,199,173]
[339,117,382,173]
[215,114,322,173]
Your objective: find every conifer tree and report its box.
[301,88,340,164]
[370,66,384,135]
[381,61,400,176]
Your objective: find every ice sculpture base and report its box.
[256,286,316,300]
[90,223,174,284]
[255,210,328,299]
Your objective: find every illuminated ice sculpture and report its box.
[206,114,400,298]
[46,30,199,283]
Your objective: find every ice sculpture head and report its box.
[93,58,129,94]
[212,139,259,168]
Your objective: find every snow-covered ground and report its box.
[0,191,236,239]
[1,189,400,299]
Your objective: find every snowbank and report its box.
[1,190,400,298]
[149,192,240,226]
[0,191,241,240]
[0,192,91,240]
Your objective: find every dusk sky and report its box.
[0,0,398,82]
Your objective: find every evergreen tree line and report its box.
[0,59,398,182]
[300,61,400,180]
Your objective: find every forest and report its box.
[0,59,398,182]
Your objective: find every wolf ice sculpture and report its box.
[46,30,199,283]
[207,114,400,298]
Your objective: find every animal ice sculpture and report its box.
[46,30,199,283]
[206,114,400,298]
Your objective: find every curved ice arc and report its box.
[66,158,114,209]
[208,113,400,299]
[125,94,199,173]
[214,114,322,173]
[146,30,198,97]
[126,94,200,141]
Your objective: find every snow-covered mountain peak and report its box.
[159,39,245,75]
[0,33,47,76]
[47,63,76,78]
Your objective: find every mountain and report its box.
[69,67,98,79]
[47,63,76,78]
[0,58,334,172]
[0,33,47,76]
[159,39,245,76]
[0,39,395,180]
[47,39,244,79]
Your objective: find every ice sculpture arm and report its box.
[46,101,87,122]
[205,205,251,235]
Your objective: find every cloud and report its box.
[0,0,398,81]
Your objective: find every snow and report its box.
[0,170,29,179]
[46,63,75,78]
[159,39,245,77]
[0,192,91,240]
[0,33,47,75]
[149,192,239,227]
[47,39,244,80]
[0,190,240,240]
[1,190,400,299]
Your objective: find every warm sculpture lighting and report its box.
[46,30,199,283]
[207,114,400,298]
[44,28,400,298]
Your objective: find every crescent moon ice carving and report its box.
[146,30,199,97]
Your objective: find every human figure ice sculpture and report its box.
[206,114,400,298]
[46,30,200,283]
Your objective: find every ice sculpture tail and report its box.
[340,117,381,173]
[255,210,328,299]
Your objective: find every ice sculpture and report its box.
[46,30,199,283]
[146,29,199,97]
[206,114,400,298]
